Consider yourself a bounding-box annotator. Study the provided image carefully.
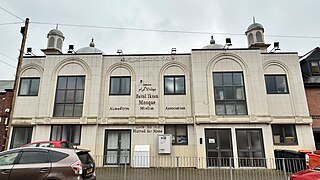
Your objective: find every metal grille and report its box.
[93,155,313,180]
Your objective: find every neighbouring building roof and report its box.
[0,80,14,92]
[299,47,320,62]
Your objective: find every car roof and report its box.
[1,147,90,154]
[27,140,69,144]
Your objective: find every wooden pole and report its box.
[4,17,29,150]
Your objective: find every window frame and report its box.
[256,31,263,42]
[164,125,188,145]
[164,75,186,95]
[271,124,298,145]
[18,77,40,96]
[264,74,289,94]
[311,61,320,75]
[10,127,33,149]
[53,76,85,117]
[235,129,266,167]
[50,125,82,145]
[109,76,131,96]
[213,72,247,115]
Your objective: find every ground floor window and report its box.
[236,129,266,167]
[50,125,81,145]
[104,130,131,165]
[164,125,188,145]
[314,131,320,150]
[10,127,33,149]
[272,124,297,145]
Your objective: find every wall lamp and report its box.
[25,47,35,56]
[270,42,281,53]
[171,48,177,54]
[117,49,123,55]
[67,45,76,53]
[223,38,232,49]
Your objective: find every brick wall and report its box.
[305,87,320,128]
[0,89,13,151]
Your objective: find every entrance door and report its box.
[104,130,131,165]
[236,129,266,167]
[205,129,233,167]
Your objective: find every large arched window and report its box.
[48,37,55,47]
[213,72,247,115]
[248,33,254,45]
[256,31,263,42]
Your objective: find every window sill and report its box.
[172,143,188,146]
[18,95,39,96]
[164,94,186,96]
[274,143,298,146]
[109,94,131,96]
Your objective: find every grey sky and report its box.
[0,0,319,80]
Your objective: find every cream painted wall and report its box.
[11,47,315,167]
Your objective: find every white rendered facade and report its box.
[9,24,315,168]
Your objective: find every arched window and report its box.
[48,37,55,47]
[256,31,263,42]
[57,39,63,49]
[248,33,254,45]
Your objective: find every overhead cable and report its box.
[0,6,24,21]
[0,52,17,62]
[0,60,16,69]
[31,21,320,39]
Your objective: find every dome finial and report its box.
[89,38,95,47]
[210,35,215,44]
[56,23,58,30]
[253,16,256,23]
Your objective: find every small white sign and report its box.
[209,138,215,144]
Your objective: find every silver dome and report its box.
[48,29,64,37]
[202,36,223,49]
[76,39,104,54]
[246,23,264,32]
[76,47,104,54]
[202,44,224,49]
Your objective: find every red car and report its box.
[21,140,74,149]
[290,166,320,180]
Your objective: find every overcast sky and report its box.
[0,0,319,80]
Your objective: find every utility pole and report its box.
[4,18,29,150]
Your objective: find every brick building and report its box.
[0,80,14,151]
[300,47,320,149]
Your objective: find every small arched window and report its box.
[57,39,63,49]
[48,37,55,47]
[256,31,263,42]
[248,33,254,45]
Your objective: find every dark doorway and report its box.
[236,129,266,167]
[104,130,131,166]
[205,129,233,167]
